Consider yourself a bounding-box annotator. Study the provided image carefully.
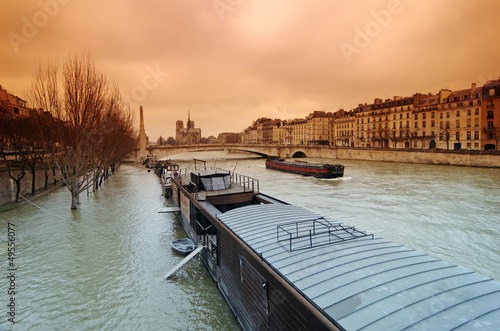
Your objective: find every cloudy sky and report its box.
[2,0,500,140]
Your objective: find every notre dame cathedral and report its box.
[176,112,201,145]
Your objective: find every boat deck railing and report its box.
[231,172,259,193]
[277,217,374,252]
[176,167,259,194]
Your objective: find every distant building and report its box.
[240,78,500,151]
[176,112,201,145]
[0,85,29,118]
[218,132,242,144]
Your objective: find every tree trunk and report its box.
[70,179,82,209]
[31,167,36,195]
[15,180,22,203]
[71,190,78,209]
[44,169,49,190]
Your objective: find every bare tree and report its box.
[402,125,417,149]
[28,53,135,209]
[0,116,27,202]
[483,126,500,150]
[441,122,452,150]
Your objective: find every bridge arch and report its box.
[291,151,307,158]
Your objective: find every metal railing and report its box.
[277,218,373,252]
[231,172,259,193]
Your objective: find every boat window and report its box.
[200,178,213,190]
[212,177,226,190]
[223,175,231,188]
[199,175,231,191]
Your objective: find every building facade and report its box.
[241,79,500,151]
[0,85,29,119]
[176,113,201,145]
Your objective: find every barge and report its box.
[167,166,500,330]
[265,157,344,178]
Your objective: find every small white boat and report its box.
[171,238,196,254]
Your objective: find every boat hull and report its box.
[265,159,344,178]
[171,238,196,254]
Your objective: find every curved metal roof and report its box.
[218,204,500,330]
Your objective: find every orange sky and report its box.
[2,0,500,140]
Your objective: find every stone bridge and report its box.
[142,143,336,160]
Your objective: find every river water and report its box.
[1,152,499,330]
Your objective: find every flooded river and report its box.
[1,153,499,330]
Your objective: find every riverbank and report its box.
[0,167,62,208]
[0,183,63,213]
[334,147,500,168]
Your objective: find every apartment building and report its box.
[241,78,500,150]
[0,85,29,118]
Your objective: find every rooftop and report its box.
[218,204,500,330]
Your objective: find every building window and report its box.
[488,121,494,129]
[475,118,479,127]
[431,120,435,127]
[474,142,479,149]
[474,131,479,139]
[415,114,418,120]
[487,110,494,119]
[439,133,443,141]
[475,108,479,115]
[456,132,460,140]
[414,122,418,129]
[423,113,426,119]
[431,112,435,119]
[456,110,460,117]
[456,120,460,128]
[440,113,443,119]
[446,112,450,118]
[467,119,471,127]
[422,121,426,128]
[467,143,471,149]
[467,109,471,116]
[467,131,471,140]
[439,121,443,129]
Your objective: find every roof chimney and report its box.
[471,82,476,94]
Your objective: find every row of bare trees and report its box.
[1,53,136,209]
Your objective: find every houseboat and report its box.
[167,166,500,330]
[265,157,344,178]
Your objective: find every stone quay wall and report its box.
[0,168,61,207]
[331,148,500,168]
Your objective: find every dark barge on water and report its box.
[265,157,344,178]
[165,165,500,330]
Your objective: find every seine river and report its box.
[1,152,499,330]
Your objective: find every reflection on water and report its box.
[1,152,499,329]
